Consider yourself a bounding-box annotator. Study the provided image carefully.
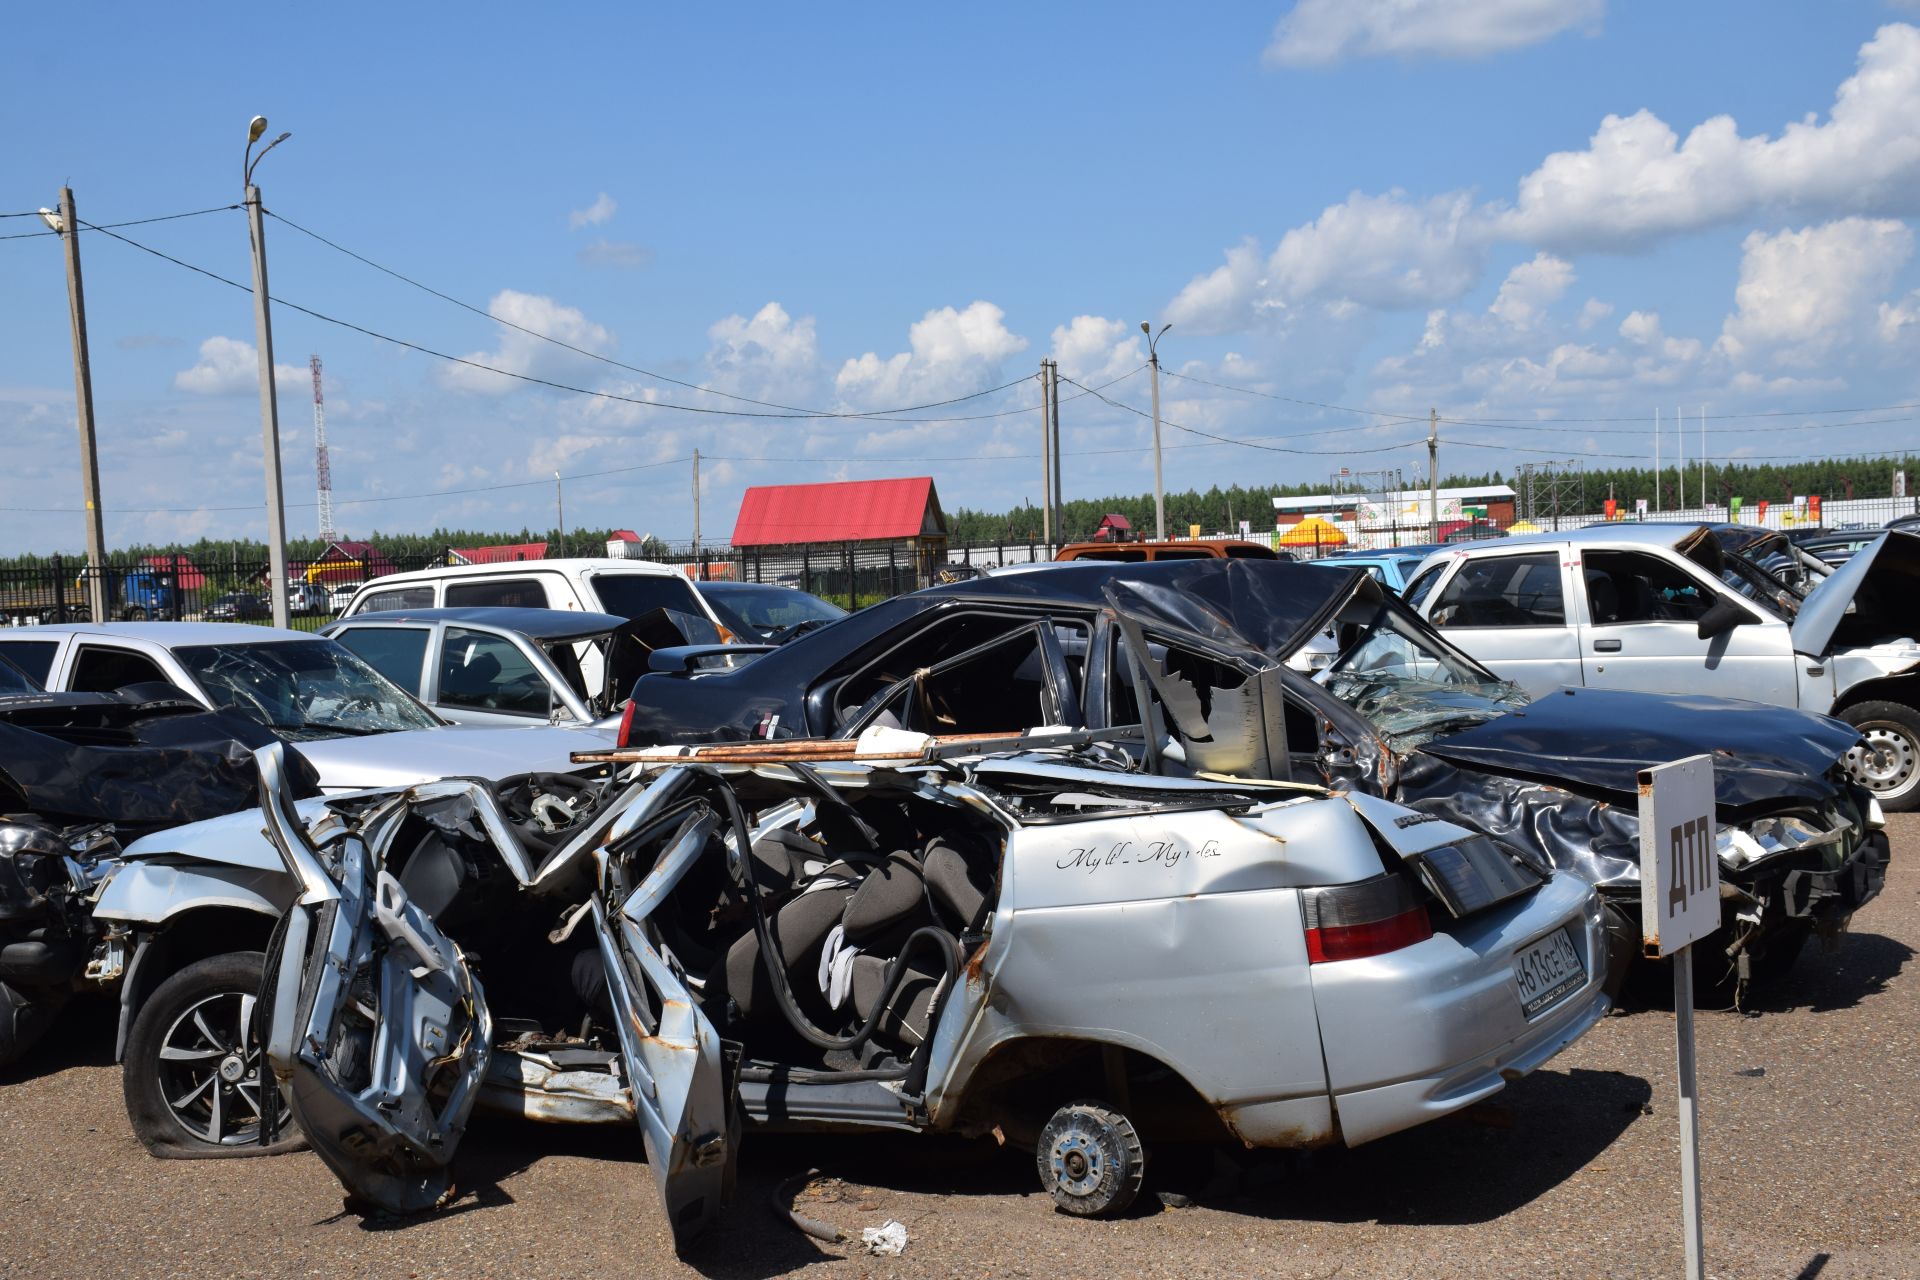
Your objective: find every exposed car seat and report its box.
[707,827,994,1057]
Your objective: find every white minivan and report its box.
[341,557,726,629]
[1404,524,1920,808]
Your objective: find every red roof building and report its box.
[1092,513,1133,543]
[729,477,949,598]
[731,477,944,547]
[450,541,548,565]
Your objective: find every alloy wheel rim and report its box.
[156,991,278,1145]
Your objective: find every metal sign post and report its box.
[1638,755,1718,1280]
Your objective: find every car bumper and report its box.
[1308,871,1612,1147]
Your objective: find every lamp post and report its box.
[245,115,294,629]
[1141,322,1171,541]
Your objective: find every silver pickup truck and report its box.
[1406,524,1920,808]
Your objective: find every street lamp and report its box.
[1141,322,1171,540]
[244,115,294,629]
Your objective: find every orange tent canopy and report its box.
[1278,516,1348,547]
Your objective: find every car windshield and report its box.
[1321,603,1527,749]
[698,584,847,642]
[173,640,442,740]
[1719,552,1800,617]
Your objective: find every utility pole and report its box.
[1427,407,1439,542]
[1143,323,1171,540]
[245,117,294,630]
[554,471,566,555]
[1654,407,1661,514]
[691,449,702,579]
[49,189,109,622]
[1049,359,1063,543]
[1038,361,1053,550]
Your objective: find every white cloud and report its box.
[836,301,1028,406]
[576,239,653,270]
[568,193,617,230]
[441,291,615,395]
[1179,24,1920,344]
[173,336,305,395]
[1500,23,1920,249]
[1488,253,1575,328]
[1717,218,1914,367]
[1265,0,1603,67]
[705,302,820,401]
[1168,192,1488,332]
[1618,309,1665,345]
[1576,298,1615,330]
[1049,315,1145,383]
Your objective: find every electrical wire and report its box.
[1057,375,1429,457]
[0,204,239,241]
[1163,364,1920,429]
[78,218,1099,427]
[1157,367,1428,423]
[261,205,1047,422]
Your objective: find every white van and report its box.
[342,558,725,630]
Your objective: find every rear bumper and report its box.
[1309,872,1611,1148]
[1332,985,1609,1146]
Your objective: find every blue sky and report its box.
[5,2,1920,553]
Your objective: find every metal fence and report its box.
[5,496,1915,629]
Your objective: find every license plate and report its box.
[1514,928,1586,1018]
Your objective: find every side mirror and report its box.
[1696,596,1752,640]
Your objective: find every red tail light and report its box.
[616,699,636,749]
[1302,875,1433,963]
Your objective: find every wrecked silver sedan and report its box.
[243,734,1607,1247]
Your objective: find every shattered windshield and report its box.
[1321,604,1528,749]
[1719,551,1800,618]
[174,640,442,740]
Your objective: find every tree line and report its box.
[6,452,1916,571]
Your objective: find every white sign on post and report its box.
[1638,754,1717,1280]
[1640,754,1719,956]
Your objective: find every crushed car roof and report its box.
[919,558,1366,656]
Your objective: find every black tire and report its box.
[1035,1099,1146,1218]
[122,952,303,1159]
[123,606,148,621]
[1837,700,1920,811]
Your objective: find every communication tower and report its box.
[310,355,339,542]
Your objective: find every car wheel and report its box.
[1036,1100,1145,1218]
[123,606,148,621]
[1838,701,1920,811]
[122,952,303,1159]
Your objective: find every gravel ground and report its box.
[4,817,1916,1280]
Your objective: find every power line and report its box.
[1157,368,1427,423]
[1057,376,1429,457]
[260,206,1054,423]
[1164,364,1920,429]
[78,219,1085,427]
[0,204,239,241]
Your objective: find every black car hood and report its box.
[1420,686,1859,811]
[0,687,319,833]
